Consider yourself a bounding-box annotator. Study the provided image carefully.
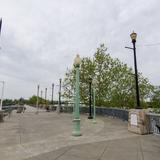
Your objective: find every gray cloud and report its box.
[0,0,160,99]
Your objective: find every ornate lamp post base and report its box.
[92,119,97,124]
[72,118,82,136]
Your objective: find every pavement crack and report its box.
[97,143,109,160]
[54,147,72,160]
[139,137,144,160]
[18,115,22,145]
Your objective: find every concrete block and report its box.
[128,109,149,134]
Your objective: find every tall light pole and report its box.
[0,18,2,37]
[57,78,62,113]
[0,20,3,111]
[40,90,43,100]
[88,77,93,119]
[36,85,40,114]
[51,83,54,105]
[72,54,82,136]
[45,88,47,110]
[130,31,141,109]
[0,81,4,110]
[40,90,43,107]
[92,79,96,123]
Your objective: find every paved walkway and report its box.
[25,135,160,160]
[0,105,159,160]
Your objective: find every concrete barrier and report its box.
[49,105,160,135]
[51,105,129,121]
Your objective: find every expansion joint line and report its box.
[139,137,144,160]
[54,146,73,160]
[18,115,22,145]
[97,143,109,160]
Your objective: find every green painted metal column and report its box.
[92,88,96,123]
[72,88,75,116]
[72,55,82,136]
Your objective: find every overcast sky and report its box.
[0,0,160,100]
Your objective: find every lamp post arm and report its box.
[125,46,134,50]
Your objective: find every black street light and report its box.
[0,18,2,37]
[88,77,93,119]
[59,78,62,109]
[36,85,40,114]
[130,31,141,109]
[45,87,49,111]
[45,88,47,104]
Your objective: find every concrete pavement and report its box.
[0,105,159,160]
[25,135,160,160]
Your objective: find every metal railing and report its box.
[147,113,160,135]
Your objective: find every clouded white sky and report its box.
[0,0,160,100]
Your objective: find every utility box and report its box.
[128,109,149,134]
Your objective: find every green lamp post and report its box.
[92,78,97,123]
[36,85,40,114]
[72,54,82,136]
[88,77,93,119]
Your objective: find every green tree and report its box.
[2,99,14,106]
[150,87,160,108]
[63,44,153,108]
[28,95,37,105]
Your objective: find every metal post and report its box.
[0,18,2,37]
[45,88,47,110]
[0,81,4,110]
[73,87,75,116]
[51,83,54,105]
[58,78,62,113]
[45,88,47,103]
[92,88,96,123]
[41,90,43,99]
[72,64,81,136]
[132,41,141,109]
[36,85,40,114]
[88,78,93,119]
[40,90,43,107]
